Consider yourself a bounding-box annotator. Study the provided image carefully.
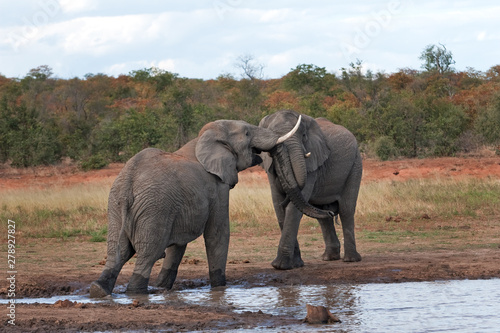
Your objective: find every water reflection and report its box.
[3,279,500,332]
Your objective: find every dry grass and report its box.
[0,184,110,240]
[2,176,499,248]
[357,177,500,224]
[229,185,276,234]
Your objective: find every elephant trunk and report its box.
[285,136,307,190]
[271,144,334,219]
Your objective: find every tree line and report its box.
[1,45,499,168]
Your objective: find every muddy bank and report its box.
[2,156,500,331]
[4,249,500,332]
[7,249,500,300]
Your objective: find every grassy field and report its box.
[1,176,499,251]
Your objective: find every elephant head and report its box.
[195,117,301,187]
[260,110,334,219]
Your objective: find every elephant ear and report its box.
[195,122,238,187]
[303,115,330,172]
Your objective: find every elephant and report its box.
[89,117,301,297]
[259,110,362,270]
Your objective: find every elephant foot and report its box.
[155,268,177,290]
[343,251,362,262]
[126,273,150,294]
[272,254,304,270]
[322,250,341,261]
[209,269,226,288]
[293,255,305,268]
[89,281,111,298]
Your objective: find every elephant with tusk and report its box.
[90,117,301,297]
[259,110,363,270]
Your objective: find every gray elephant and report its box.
[90,117,301,297]
[259,110,362,270]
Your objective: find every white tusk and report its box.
[276,115,301,144]
[305,152,311,158]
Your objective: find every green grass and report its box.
[89,225,108,242]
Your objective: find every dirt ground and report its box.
[1,155,500,332]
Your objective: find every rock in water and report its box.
[304,304,341,324]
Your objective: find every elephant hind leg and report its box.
[338,208,361,262]
[155,244,187,290]
[318,217,341,261]
[126,241,168,294]
[90,232,135,298]
[339,154,362,263]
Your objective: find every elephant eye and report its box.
[245,130,250,137]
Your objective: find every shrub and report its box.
[475,94,500,144]
[80,154,108,171]
[373,136,397,161]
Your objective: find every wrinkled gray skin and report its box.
[259,110,362,270]
[90,119,299,297]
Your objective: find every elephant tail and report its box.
[121,193,134,238]
[112,194,134,268]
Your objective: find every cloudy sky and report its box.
[1,0,499,80]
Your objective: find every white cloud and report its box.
[156,59,177,72]
[58,0,97,13]
[259,8,292,22]
[57,15,152,56]
[1,1,500,79]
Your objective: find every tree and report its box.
[234,54,264,80]
[419,44,456,74]
[475,93,500,144]
[163,79,195,149]
[2,102,61,167]
[284,64,330,93]
[130,67,177,94]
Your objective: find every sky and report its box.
[0,0,499,80]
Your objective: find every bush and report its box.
[475,94,500,144]
[373,136,397,161]
[80,154,108,171]
[4,105,62,167]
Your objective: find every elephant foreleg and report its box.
[204,206,230,288]
[318,217,341,261]
[204,230,229,287]
[155,244,187,290]
[272,204,304,270]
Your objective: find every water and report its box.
[3,279,500,332]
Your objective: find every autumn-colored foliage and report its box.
[1,60,499,168]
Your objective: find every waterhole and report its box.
[3,279,499,332]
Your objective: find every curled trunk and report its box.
[271,144,333,219]
[286,137,307,190]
